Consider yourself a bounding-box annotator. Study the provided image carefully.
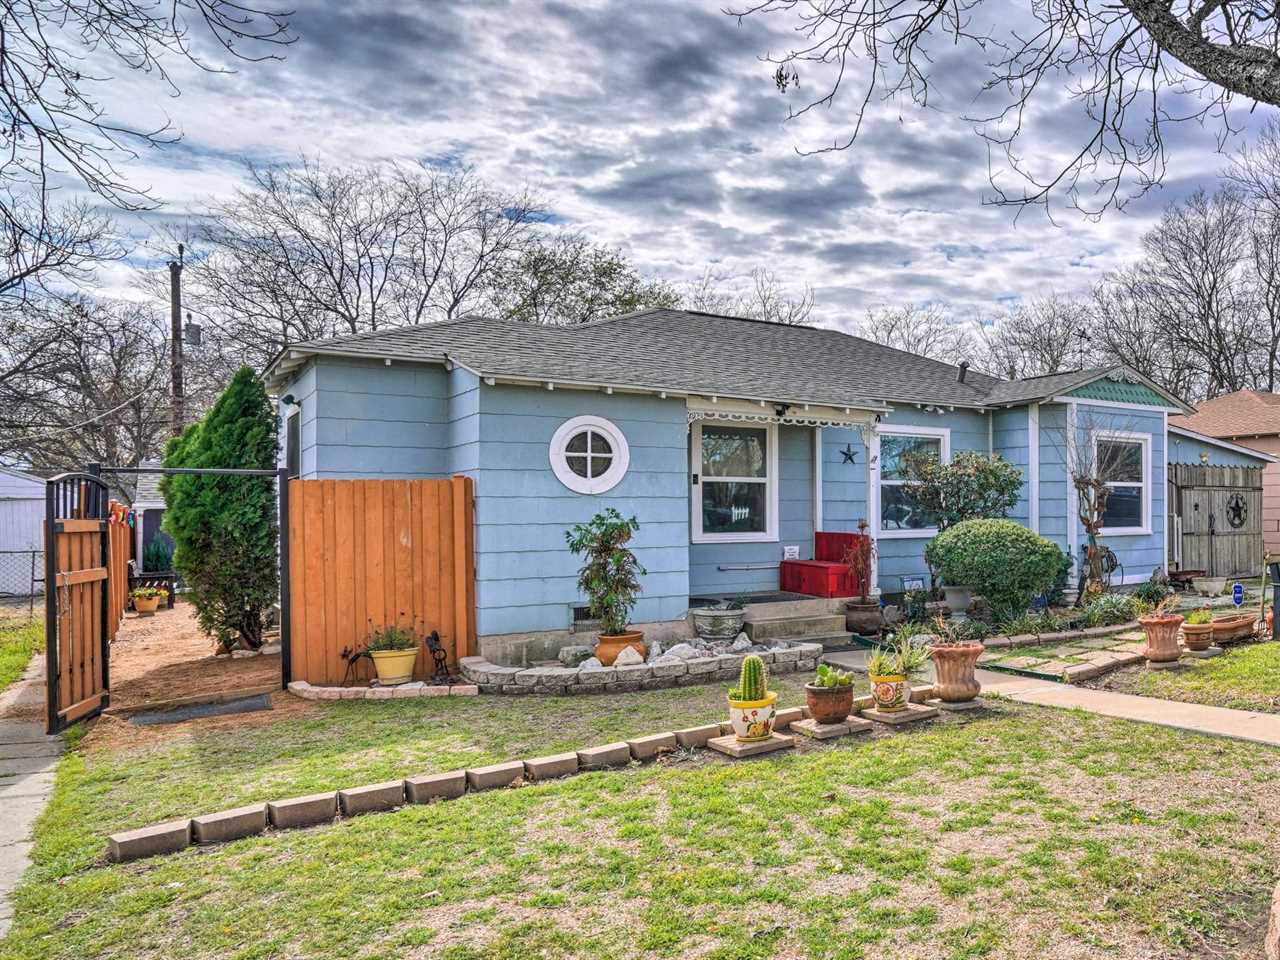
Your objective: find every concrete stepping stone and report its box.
[861,702,940,725]
[791,716,873,739]
[707,732,795,758]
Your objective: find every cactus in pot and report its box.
[726,654,777,742]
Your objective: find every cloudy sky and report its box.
[94,0,1264,330]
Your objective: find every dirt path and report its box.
[108,602,280,711]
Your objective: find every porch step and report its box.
[745,613,848,642]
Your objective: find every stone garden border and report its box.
[456,642,824,695]
[286,681,479,700]
[979,621,1139,650]
[106,681,937,863]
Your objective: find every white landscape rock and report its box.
[664,642,699,660]
[646,641,664,662]
[612,646,644,666]
[730,633,751,652]
[578,657,602,670]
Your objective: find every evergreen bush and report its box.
[925,518,1063,619]
[161,367,278,651]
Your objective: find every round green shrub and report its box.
[925,519,1064,618]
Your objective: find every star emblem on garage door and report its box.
[1227,492,1248,529]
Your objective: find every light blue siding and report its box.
[688,424,815,596]
[473,384,690,635]
[447,367,480,477]
[276,362,318,477]
[991,407,1030,525]
[1169,432,1270,467]
[1038,404,1069,551]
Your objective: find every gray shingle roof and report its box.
[269,309,1001,410]
[981,368,1110,406]
[134,461,165,506]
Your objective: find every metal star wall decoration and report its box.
[840,444,858,465]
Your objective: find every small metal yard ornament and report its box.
[839,443,858,465]
[425,630,451,685]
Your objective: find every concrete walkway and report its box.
[825,649,1280,748]
[0,654,62,939]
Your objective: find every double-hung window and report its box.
[691,422,778,542]
[1096,432,1149,533]
[876,426,950,536]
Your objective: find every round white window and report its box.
[550,416,630,494]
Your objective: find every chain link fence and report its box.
[0,549,43,619]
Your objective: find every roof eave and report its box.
[1168,425,1280,463]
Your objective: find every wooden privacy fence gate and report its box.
[45,474,131,733]
[1168,463,1264,580]
[287,476,476,686]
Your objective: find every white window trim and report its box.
[549,415,630,495]
[871,424,951,540]
[691,420,779,544]
[1094,429,1151,536]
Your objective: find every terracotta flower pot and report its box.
[594,630,646,666]
[369,649,418,685]
[132,595,160,616]
[845,600,883,636]
[930,642,983,703]
[1138,614,1184,663]
[1211,614,1255,645]
[1268,608,1275,636]
[869,673,908,712]
[1181,622,1214,652]
[727,690,778,742]
[805,683,854,724]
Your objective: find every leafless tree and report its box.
[0,1,291,296]
[728,0,1280,214]
[854,304,974,364]
[682,266,815,324]
[974,295,1089,379]
[0,297,172,483]
[148,161,543,374]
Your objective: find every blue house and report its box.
[263,308,1271,656]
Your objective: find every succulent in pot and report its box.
[1138,595,1184,664]
[866,637,930,713]
[727,655,777,742]
[1180,607,1214,652]
[365,625,420,685]
[927,616,983,704]
[565,509,647,666]
[805,663,856,723]
[130,586,168,616]
[691,595,747,641]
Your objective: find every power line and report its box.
[2,387,151,443]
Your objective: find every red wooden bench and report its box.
[779,532,870,598]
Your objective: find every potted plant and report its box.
[843,522,883,635]
[1138,596,1184,665]
[928,616,983,704]
[805,663,855,723]
[1181,607,1214,652]
[130,586,168,616]
[727,654,777,742]
[365,625,420,685]
[565,509,648,666]
[866,637,930,713]
[691,595,746,641]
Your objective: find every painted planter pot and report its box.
[1180,622,1215,652]
[869,673,908,713]
[1138,614,1184,663]
[132,595,160,616]
[727,691,778,742]
[929,642,983,703]
[690,607,746,642]
[1211,614,1255,645]
[369,649,418,686]
[804,683,854,724]
[942,586,973,615]
[845,601,883,637]
[594,630,647,666]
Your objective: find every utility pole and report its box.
[169,244,184,438]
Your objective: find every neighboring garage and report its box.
[0,466,44,600]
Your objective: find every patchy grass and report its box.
[3,678,1279,959]
[0,614,41,693]
[1094,641,1280,714]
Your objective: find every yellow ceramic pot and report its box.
[370,649,418,686]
